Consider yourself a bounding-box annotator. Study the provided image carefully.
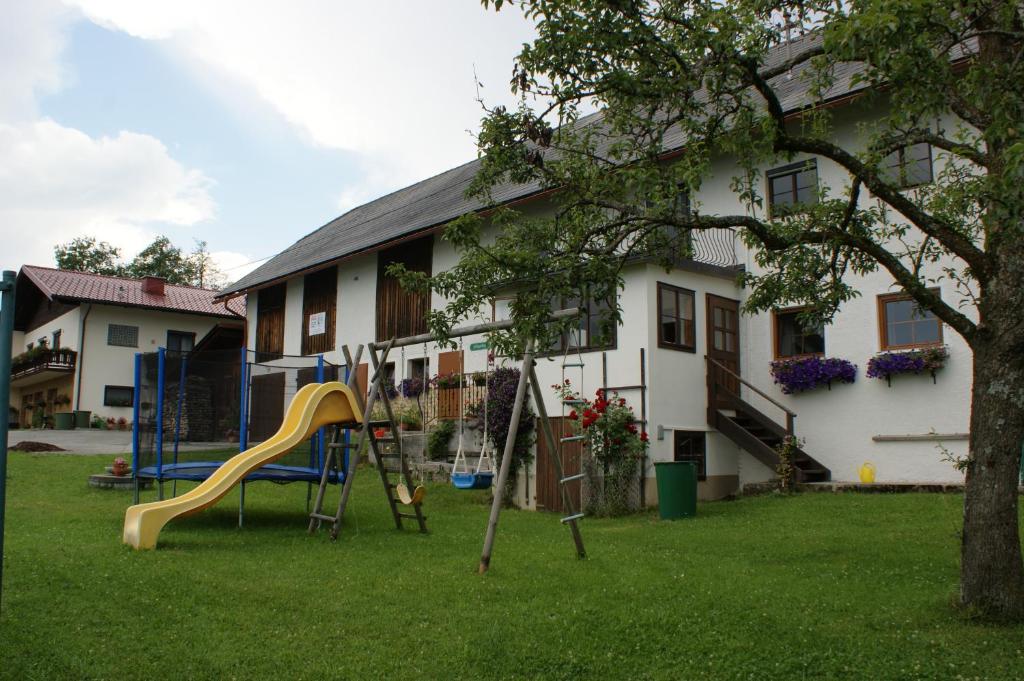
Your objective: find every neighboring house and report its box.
[9,266,244,428]
[217,38,971,506]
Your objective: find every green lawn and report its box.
[1,452,1022,680]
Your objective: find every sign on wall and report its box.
[308,312,326,336]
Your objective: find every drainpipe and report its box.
[74,304,92,411]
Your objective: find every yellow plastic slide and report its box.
[123,381,362,550]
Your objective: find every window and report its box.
[673,431,707,481]
[166,331,195,352]
[767,160,818,216]
[645,190,693,260]
[879,292,942,349]
[551,296,617,353]
[773,308,825,358]
[51,329,61,349]
[657,283,695,351]
[107,324,139,348]
[104,385,134,407]
[881,143,932,188]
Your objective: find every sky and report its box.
[0,1,536,286]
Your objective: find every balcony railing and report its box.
[11,348,77,381]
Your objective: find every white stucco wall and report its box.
[79,305,226,419]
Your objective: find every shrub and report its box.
[426,420,455,460]
[769,356,857,394]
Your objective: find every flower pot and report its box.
[54,412,75,430]
[112,459,130,476]
[74,410,91,429]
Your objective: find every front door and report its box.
[706,294,741,404]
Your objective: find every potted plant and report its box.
[90,415,105,429]
[53,394,75,430]
[117,417,128,431]
[769,356,857,394]
[111,457,130,476]
[866,345,949,385]
[393,398,423,431]
[106,417,117,430]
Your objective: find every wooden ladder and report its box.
[307,342,428,539]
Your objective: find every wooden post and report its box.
[479,338,535,574]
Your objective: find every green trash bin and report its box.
[74,410,91,429]
[655,461,697,519]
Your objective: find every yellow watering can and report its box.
[859,462,876,483]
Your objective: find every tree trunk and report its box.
[961,331,1024,619]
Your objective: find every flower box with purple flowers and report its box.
[866,345,948,383]
[770,356,857,394]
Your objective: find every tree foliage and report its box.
[54,237,124,277]
[404,0,1023,618]
[53,235,225,288]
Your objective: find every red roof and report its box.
[19,266,245,318]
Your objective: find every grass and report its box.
[1,452,1022,680]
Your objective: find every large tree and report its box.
[416,1,1023,618]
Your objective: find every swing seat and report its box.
[452,471,494,490]
[395,482,426,505]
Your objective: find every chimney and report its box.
[142,276,166,296]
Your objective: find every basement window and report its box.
[673,431,707,481]
[104,385,134,408]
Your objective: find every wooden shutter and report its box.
[437,350,463,376]
[301,267,337,355]
[376,236,432,342]
[255,284,286,360]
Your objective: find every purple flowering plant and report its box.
[866,345,948,381]
[770,356,858,394]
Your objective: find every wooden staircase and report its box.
[706,357,830,483]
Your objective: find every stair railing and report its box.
[705,356,796,436]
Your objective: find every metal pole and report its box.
[368,308,579,351]
[479,338,536,574]
[156,348,165,501]
[172,353,186,498]
[0,270,17,609]
[316,355,325,471]
[239,349,249,452]
[132,353,141,505]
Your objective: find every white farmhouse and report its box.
[218,43,970,509]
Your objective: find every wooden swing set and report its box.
[307,308,587,573]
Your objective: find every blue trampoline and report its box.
[131,347,351,524]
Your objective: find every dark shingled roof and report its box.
[219,32,917,298]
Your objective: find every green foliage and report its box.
[426,419,456,460]
[3,453,1024,679]
[403,0,1024,353]
[775,436,803,493]
[53,235,225,288]
[54,236,125,276]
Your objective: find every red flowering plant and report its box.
[552,380,648,468]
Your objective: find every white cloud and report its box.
[0,0,221,273]
[0,0,73,122]
[0,119,216,270]
[67,1,536,194]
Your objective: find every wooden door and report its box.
[301,267,337,355]
[535,417,582,513]
[706,294,741,402]
[249,372,285,441]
